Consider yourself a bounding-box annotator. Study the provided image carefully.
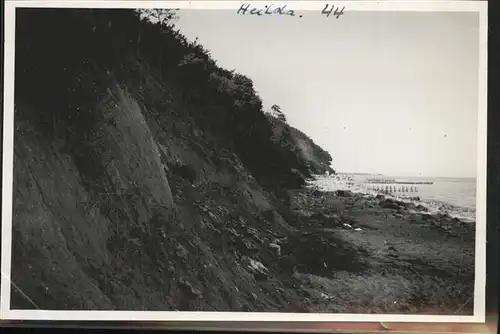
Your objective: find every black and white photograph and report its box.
[2,0,487,321]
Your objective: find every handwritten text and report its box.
[237,4,298,17]
[321,4,345,19]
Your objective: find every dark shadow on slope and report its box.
[279,231,369,277]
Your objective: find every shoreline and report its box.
[296,186,476,239]
[308,175,476,224]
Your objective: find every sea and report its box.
[308,173,477,223]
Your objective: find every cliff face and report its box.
[11,9,335,310]
[267,115,335,176]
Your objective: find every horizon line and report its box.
[333,172,477,179]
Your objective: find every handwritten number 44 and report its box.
[321,4,345,19]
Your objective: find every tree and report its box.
[271,104,287,123]
[271,104,281,113]
[135,9,179,58]
[137,8,178,26]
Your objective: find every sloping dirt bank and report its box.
[12,8,334,311]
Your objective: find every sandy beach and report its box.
[279,187,476,314]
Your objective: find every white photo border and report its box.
[1,0,488,323]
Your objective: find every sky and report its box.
[174,8,480,178]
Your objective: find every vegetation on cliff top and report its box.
[15,8,333,192]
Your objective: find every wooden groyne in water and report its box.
[393,181,433,185]
[368,185,420,193]
[366,178,433,185]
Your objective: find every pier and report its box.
[323,173,429,195]
[366,178,433,185]
[369,184,420,194]
[365,177,433,194]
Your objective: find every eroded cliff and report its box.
[11,8,336,310]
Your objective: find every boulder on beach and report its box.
[379,198,401,210]
[421,213,438,221]
[242,256,269,281]
[335,189,353,197]
[415,204,428,212]
[312,190,323,197]
[409,213,426,224]
[269,243,281,256]
[437,212,454,221]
